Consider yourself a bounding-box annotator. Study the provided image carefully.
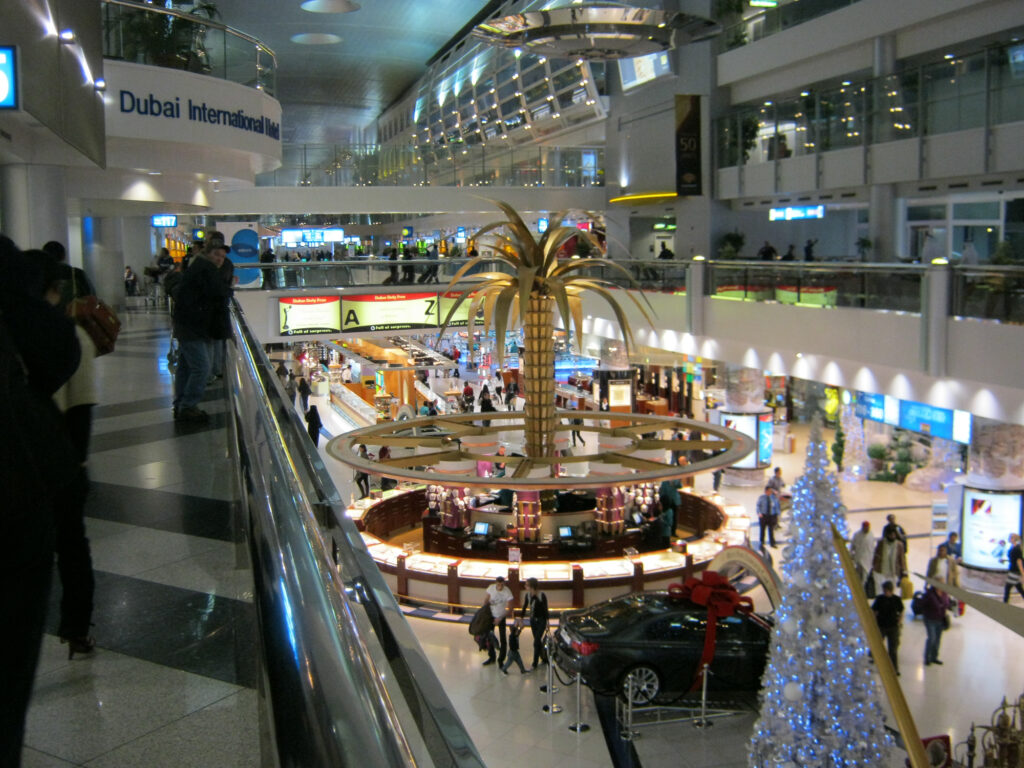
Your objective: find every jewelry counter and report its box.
[342,484,752,613]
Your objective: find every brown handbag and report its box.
[68,269,121,356]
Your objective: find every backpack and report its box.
[910,591,925,617]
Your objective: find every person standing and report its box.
[658,477,682,548]
[284,372,297,405]
[803,238,818,261]
[305,405,323,448]
[766,466,785,493]
[756,485,781,549]
[921,585,951,666]
[757,241,778,261]
[871,580,904,675]
[171,232,231,422]
[521,577,549,669]
[297,376,312,412]
[943,531,962,560]
[872,527,907,598]
[482,575,515,667]
[1004,533,1024,603]
[850,521,875,589]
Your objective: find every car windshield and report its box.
[574,594,670,633]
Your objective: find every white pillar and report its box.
[82,216,129,310]
[0,164,69,250]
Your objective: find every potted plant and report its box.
[867,442,888,473]
[717,230,746,259]
[831,421,845,472]
[855,237,872,260]
[120,1,219,71]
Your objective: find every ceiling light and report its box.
[94,78,106,92]
[291,33,342,45]
[59,29,75,43]
[300,0,360,12]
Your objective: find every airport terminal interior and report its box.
[3,1,1024,766]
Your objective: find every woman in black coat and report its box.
[297,377,312,412]
[305,405,323,447]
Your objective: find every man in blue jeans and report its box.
[172,232,231,422]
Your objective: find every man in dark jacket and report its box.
[171,232,231,422]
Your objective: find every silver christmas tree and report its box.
[749,417,894,767]
[840,405,867,482]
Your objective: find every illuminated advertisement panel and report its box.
[341,292,438,332]
[439,291,481,328]
[722,413,757,469]
[278,296,341,336]
[960,488,1023,570]
[757,412,774,466]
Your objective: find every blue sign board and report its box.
[769,205,825,222]
[537,217,549,233]
[151,214,177,228]
[401,226,414,237]
[0,47,17,110]
[192,228,205,241]
[757,413,774,466]
[456,227,467,243]
[856,391,971,444]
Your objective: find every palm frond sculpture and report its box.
[440,200,655,465]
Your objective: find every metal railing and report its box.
[102,0,276,94]
[227,301,484,767]
[237,257,1024,323]
[717,0,863,52]
[256,143,606,188]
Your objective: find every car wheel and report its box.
[620,665,661,706]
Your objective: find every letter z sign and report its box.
[0,47,18,110]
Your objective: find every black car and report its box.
[552,591,773,705]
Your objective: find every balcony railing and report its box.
[256,143,606,188]
[102,0,276,94]
[717,0,863,52]
[237,257,1024,324]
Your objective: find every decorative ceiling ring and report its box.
[326,411,755,491]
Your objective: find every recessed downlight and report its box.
[291,33,342,45]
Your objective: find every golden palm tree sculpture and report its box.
[440,201,655,467]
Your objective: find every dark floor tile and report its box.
[90,409,228,452]
[87,483,235,541]
[46,570,257,688]
[93,388,223,419]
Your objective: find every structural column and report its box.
[722,364,768,487]
[0,164,70,251]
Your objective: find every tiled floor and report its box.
[25,315,1024,767]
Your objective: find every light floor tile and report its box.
[20,747,79,768]
[83,689,259,768]
[24,647,242,765]
[89,526,222,578]
[133,542,255,602]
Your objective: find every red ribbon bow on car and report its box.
[670,571,753,692]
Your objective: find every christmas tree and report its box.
[840,405,867,482]
[748,418,894,767]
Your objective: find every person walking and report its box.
[926,543,961,588]
[171,232,232,422]
[871,580,904,675]
[882,514,909,553]
[297,376,312,412]
[284,371,297,405]
[305,405,323,448]
[658,477,682,548]
[850,520,875,591]
[871,526,907,597]
[1004,533,1024,603]
[500,620,528,675]
[921,585,951,666]
[482,575,515,667]
[570,415,585,447]
[756,485,781,549]
[521,577,549,669]
[354,444,371,498]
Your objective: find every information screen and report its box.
[960,488,1023,570]
[341,292,438,332]
[619,51,672,91]
[278,296,342,336]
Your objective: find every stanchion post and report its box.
[694,663,712,729]
[621,676,635,741]
[542,635,562,714]
[568,672,590,733]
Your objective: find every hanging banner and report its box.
[675,94,701,196]
[278,296,342,336]
[342,293,439,332]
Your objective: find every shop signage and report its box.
[674,94,701,196]
[151,214,177,228]
[439,291,481,328]
[278,296,342,336]
[456,227,467,243]
[342,293,439,332]
[855,391,971,444]
[0,46,18,110]
[402,227,414,237]
[118,89,280,139]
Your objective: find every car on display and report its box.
[552,590,773,705]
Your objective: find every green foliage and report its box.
[856,237,872,258]
[892,461,913,483]
[718,230,746,259]
[831,422,845,472]
[867,443,888,461]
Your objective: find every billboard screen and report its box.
[341,292,438,332]
[960,488,1023,571]
[278,296,342,336]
